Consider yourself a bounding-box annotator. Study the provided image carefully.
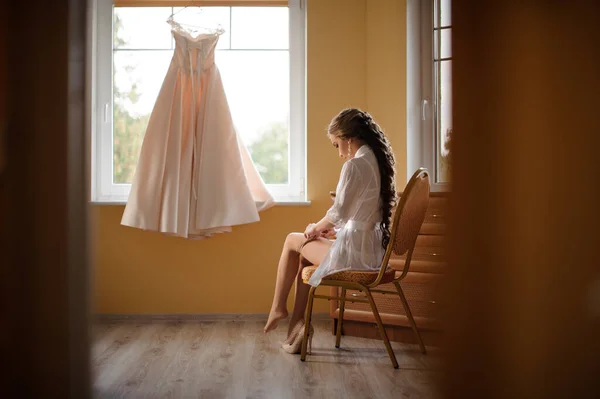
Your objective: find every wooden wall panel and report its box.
[1,0,90,397]
[444,1,600,398]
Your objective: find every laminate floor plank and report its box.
[95,323,167,399]
[92,322,127,361]
[152,321,217,399]
[93,319,441,399]
[117,322,186,399]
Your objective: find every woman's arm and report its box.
[304,160,363,239]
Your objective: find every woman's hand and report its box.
[304,223,319,239]
[320,229,337,239]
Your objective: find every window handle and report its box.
[103,103,109,124]
[421,99,429,121]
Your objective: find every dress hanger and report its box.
[168,1,203,26]
[169,1,203,20]
[168,3,224,36]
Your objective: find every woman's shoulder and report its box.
[347,148,379,180]
[342,157,364,173]
[347,151,373,171]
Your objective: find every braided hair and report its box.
[328,108,397,250]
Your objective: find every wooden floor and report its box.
[93,319,441,399]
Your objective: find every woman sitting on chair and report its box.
[263,108,397,353]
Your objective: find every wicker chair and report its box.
[300,168,431,368]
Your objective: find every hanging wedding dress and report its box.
[121,16,274,239]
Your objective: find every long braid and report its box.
[328,109,397,250]
[358,112,396,249]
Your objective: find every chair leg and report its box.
[301,286,317,362]
[335,287,347,348]
[364,289,399,369]
[394,281,427,354]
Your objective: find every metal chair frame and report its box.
[300,168,430,368]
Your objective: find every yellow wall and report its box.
[92,0,407,314]
[366,0,407,183]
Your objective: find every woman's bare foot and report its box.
[264,309,288,333]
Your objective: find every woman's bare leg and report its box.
[264,233,306,333]
[287,238,332,336]
[284,261,311,341]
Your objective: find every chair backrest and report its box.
[391,168,430,256]
[371,168,430,286]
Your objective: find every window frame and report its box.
[90,0,307,203]
[406,0,451,192]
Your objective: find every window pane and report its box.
[113,50,173,184]
[217,51,290,184]
[441,0,451,26]
[434,0,451,28]
[114,7,172,50]
[433,28,450,60]
[110,7,291,186]
[441,28,451,59]
[231,7,289,49]
[437,60,452,183]
[171,7,231,49]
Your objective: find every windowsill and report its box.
[430,182,452,193]
[272,200,312,206]
[90,200,312,207]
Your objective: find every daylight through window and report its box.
[93,1,306,202]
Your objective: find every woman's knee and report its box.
[284,232,304,252]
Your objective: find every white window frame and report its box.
[90,0,307,204]
[406,0,450,192]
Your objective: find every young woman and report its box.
[264,108,396,353]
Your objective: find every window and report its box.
[407,0,452,189]
[91,0,306,203]
[433,0,452,184]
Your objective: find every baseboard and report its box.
[94,312,332,323]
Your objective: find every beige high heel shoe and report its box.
[283,319,305,345]
[282,322,314,354]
